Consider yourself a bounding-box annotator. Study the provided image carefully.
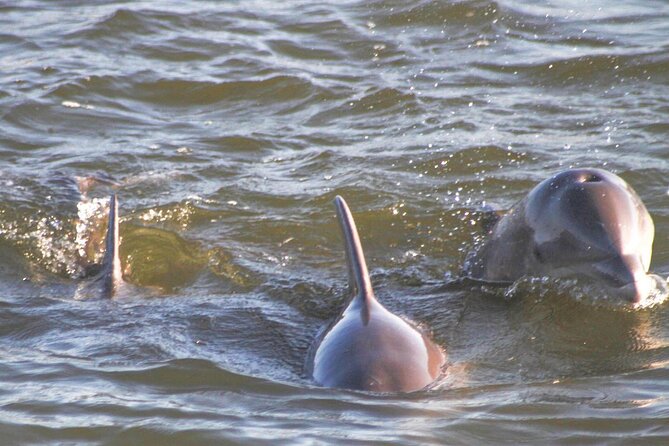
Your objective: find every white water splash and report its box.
[75,196,110,263]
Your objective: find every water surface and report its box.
[1,0,669,444]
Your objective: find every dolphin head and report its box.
[524,168,656,304]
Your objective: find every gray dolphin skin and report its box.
[310,196,445,392]
[100,193,123,297]
[466,168,658,304]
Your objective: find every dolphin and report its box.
[465,168,662,304]
[99,193,123,297]
[309,196,445,392]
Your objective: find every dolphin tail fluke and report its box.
[101,193,122,297]
[333,196,375,306]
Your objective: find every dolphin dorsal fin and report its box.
[101,193,122,297]
[334,196,375,308]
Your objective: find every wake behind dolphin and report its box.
[308,196,445,392]
[465,168,667,306]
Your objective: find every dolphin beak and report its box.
[619,276,654,305]
[593,254,652,304]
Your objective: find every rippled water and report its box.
[2,0,669,443]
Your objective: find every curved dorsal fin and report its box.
[101,193,122,297]
[334,196,374,308]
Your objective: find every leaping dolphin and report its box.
[465,168,664,304]
[309,196,445,392]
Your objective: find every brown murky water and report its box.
[1,0,669,443]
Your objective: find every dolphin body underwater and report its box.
[465,168,666,305]
[308,196,445,392]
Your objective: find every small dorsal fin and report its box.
[477,206,505,233]
[334,196,375,308]
[100,193,122,297]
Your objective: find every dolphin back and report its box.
[310,196,446,392]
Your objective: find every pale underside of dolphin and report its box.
[465,168,664,304]
[309,196,445,392]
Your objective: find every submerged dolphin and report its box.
[465,168,662,304]
[99,193,123,297]
[309,196,445,392]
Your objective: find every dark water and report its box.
[1,0,669,443]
